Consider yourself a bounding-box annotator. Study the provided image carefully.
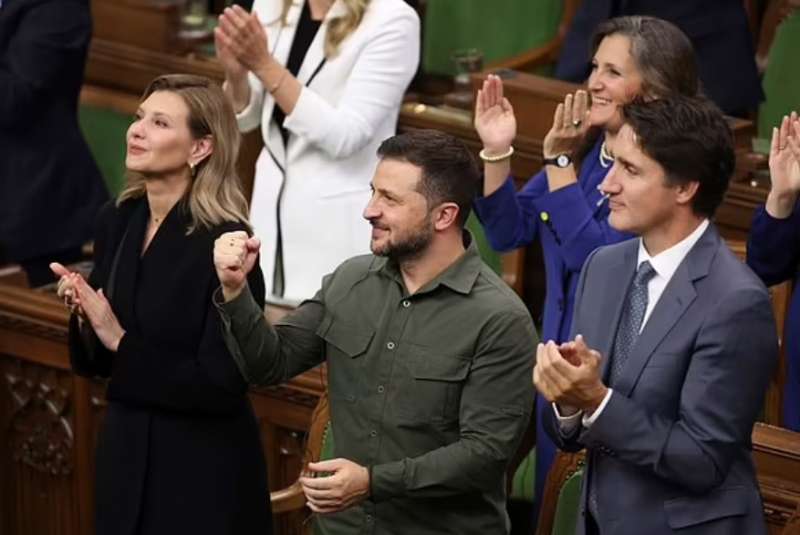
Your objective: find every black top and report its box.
[272,0,322,145]
[69,197,272,535]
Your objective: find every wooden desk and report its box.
[0,283,322,535]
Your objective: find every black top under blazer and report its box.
[68,197,272,535]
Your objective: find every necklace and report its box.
[599,141,614,168]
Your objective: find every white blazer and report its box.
[237,0,420,304]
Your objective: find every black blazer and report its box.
[554,0,764,115]
[69,197,272,535]
[0,0,108,262]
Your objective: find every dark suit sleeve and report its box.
[106,263,267,415]
[540,247,601,453]
[747,204,800,286]
[581,287,778,493]
[0,0,91,127]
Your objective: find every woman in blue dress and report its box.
[472,16,702,518]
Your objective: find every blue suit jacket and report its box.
[555,0,763,115]
[546,225,776,534]
[747,204,800,431]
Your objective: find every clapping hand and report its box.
[71,276,126,352]
[214,231,260,302]
[533,335,606,416]
[474,74,516,156]
[215,5,272,75]
[50,262,85,318]
[766,112,800,218]
[542,90,590,158]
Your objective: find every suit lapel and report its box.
[613,225,720,396]
[597,243,638,380]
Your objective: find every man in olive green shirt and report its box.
[213,130,537,534]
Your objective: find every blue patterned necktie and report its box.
[588,260,656,525]
[608,260,656,386]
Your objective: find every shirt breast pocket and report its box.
[395,345,471,427]
[318,316,374,403]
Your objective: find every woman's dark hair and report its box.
[576,16,701,166]
[591,16,699,99]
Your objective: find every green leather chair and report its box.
[78,104,130,196]
[550,467,583,535]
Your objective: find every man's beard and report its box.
[371,217,434,262]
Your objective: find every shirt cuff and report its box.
[581,388,614,428]
[553,403,582,435]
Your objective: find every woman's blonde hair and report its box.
[280,0,370,57]
[118,74,251,234]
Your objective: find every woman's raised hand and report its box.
[474,75,517,155]
[769,112,800,196]
[215,6,272,75]
[542,90,590,158]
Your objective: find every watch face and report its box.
[557,154,570,167]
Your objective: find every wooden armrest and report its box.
[269,480,307,514]
[487,41,560,72]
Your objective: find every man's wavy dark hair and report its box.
[622,96,734,217]
[377,129,479,227]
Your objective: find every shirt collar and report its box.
[637,219,709,280]
[372,231,482,296]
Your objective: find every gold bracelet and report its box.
[479,146,514,163]
[268,69,288,94]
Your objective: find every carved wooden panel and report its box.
[0,356,78,535]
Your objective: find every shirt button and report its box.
[386,341,395,350]
[370,430,378,437]
[366,514,373,523]
[402,300,410,308]
[377,385,385,394]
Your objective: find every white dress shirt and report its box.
[555,219,710,430]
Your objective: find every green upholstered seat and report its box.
[510,446,536,503]
[78,105,130,196]
[550,467,583,535]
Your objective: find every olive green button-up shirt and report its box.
[215,236,537,535]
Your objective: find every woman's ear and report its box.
[189,135,214,167]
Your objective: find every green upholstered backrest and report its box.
[78,104,130,196]
[510,446,536,502]
[466,213,502,275]
[319,422,335,462]
[551,467,583,535]
[423,0,563,76]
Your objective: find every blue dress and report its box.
[473,138,632,516]
[747,204,800,431]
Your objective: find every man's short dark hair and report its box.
[377,129,480,227]
[622,96,734,217]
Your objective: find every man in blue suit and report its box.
[534,96,777,534]
[555,0,763,116]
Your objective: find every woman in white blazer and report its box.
[215,0,420,303]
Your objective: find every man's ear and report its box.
[433,202,460,231]
[189,135,214,167]
[675,180,699,207]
